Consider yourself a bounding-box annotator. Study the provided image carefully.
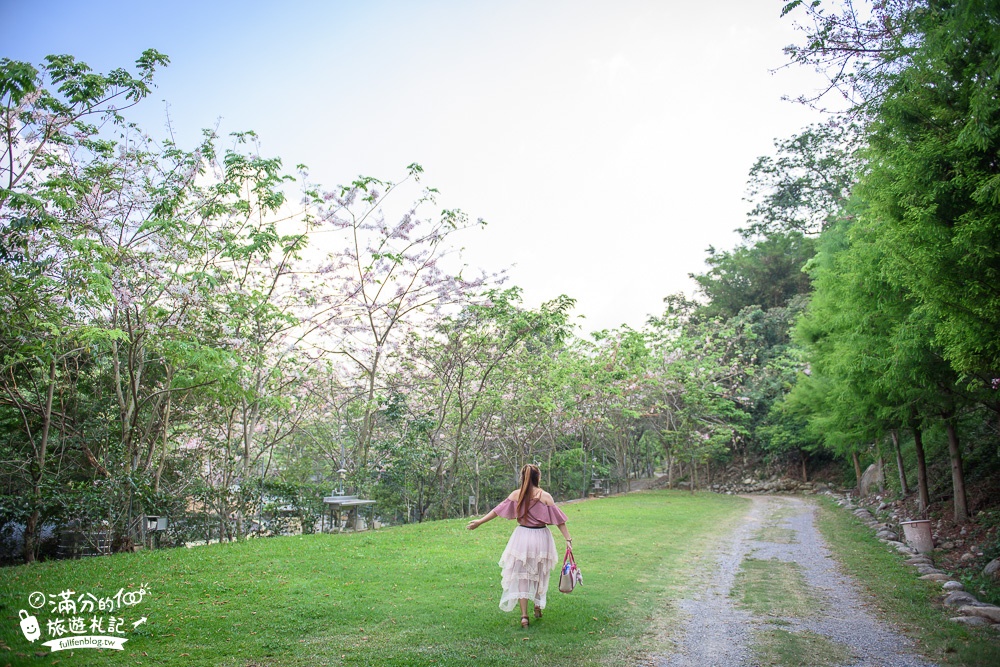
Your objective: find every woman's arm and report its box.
[467,510,497,530]
[556,522,572,548]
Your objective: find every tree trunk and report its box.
[547,448,551,490]
[153,390,172,493]
[876,450,886,494]
[800,451,809,482]
[474,455,481,516]
[23,359,57,563]
[851,450,863,491]
[945,417,968,523]
[359,349,383,474]
[417,480,423,523]
[890,430,909,495]
[911,423,930,515]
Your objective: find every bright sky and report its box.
[3,0,826,333]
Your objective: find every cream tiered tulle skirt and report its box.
[498,526,558,612]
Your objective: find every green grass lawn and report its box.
[0,491,748,667]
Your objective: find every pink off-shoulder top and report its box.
[491,497,568,528]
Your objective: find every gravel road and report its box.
[652,495,939,667]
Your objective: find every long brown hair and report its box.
[516,464,541,519]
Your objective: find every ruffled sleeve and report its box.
[490,497,568,525]
[532,502,568,525]
[491,498,517,520]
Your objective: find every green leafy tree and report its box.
[403,288,574,517]
[794,214,970,519]
[0,50,178,560]
[779,0,1000,522]
[691,232,815,320]
[741,122,860,238]
[647,301,749,490]
[859,0,1000,389]
[780,0,925,114]
[307,168,492,483]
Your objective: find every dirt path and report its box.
[651,495,938,667]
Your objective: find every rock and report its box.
[958,605,1000,624]
[878,502,889,511]
[939,541,956,550]
[960,553,975,563]
[905,555,932,563]
[896,544,917,555]
[860,463,884,497]
[942,581,965,591]
[951,616,990,627]
[916,565,944,575]
[876,530,899,540]
[920,573,952,582]
[943,591,979,608]
[984,558,1000,580]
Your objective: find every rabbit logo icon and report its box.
[19,610,40,642]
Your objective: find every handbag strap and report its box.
[563,546,576,568]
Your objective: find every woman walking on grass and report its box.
[467,463,573,628]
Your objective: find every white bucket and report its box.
[900,520,934,553]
